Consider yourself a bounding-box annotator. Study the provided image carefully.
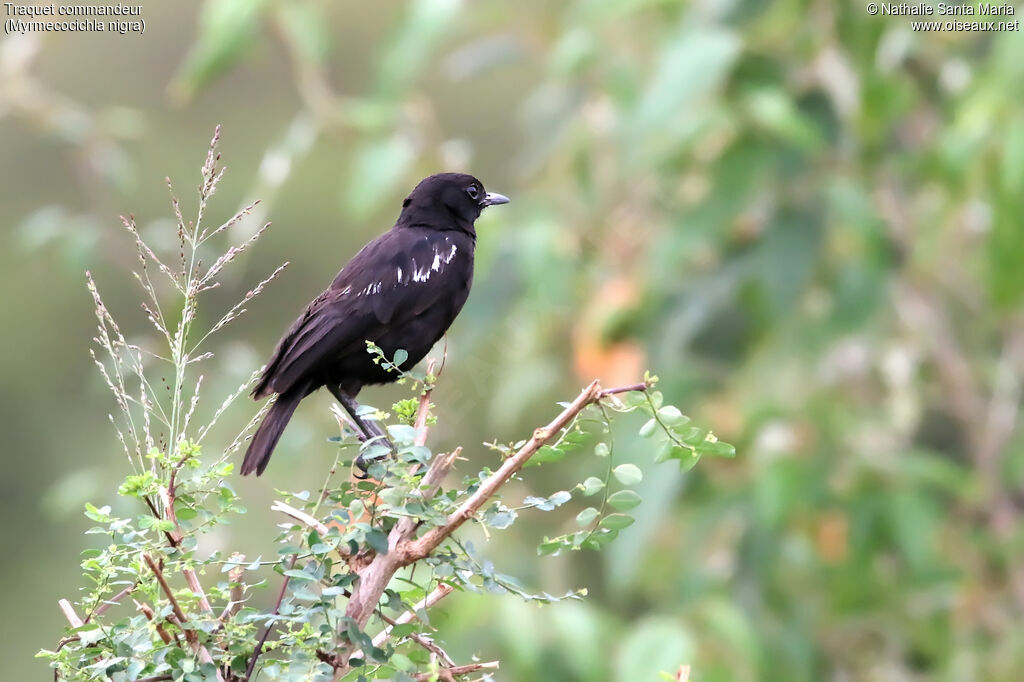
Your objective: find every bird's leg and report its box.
[327,385,395,474]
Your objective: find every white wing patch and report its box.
[353,238,460,296]
[355,281,383,297]
[406,240,458,285]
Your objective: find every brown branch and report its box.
[371,605,456,667]
[598,381,649,398]
[219,554,246,623]
[330,379,642,679]
[412,661,499,681]
[135,600,174,645]
[418,447,462,501]
[144,554,188,624]
[58,600,84,628]
[409,632,455,667]
[414,359,438,446]
[143,554,224,680]
[86,582,138,622]
[399,630,455,667]
[272,500,330,535]
[163,465,214,615]
[336,448,461,650]
[406,380,604,560]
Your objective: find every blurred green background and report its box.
[4,0,1024,679]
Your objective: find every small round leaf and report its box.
[607,490,643,510]
[576,507,600,526]
[579,476,605,496]
[599,513,635,530]
[613,463,643,485]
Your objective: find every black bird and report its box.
[241,173,509,476]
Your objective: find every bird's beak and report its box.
[481,192,510,207]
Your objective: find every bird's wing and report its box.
[365,230,467,326]
[254,229,468,397]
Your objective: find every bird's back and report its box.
[254,226,475,399]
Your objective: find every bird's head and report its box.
[398,172,509,234]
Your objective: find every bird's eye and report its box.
[465,185,479,200]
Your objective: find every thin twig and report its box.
[370,582,455,649]
[244,555,296,680]
[143,554,188,626]
[272,500,330,535]
[411,661,499,681]
[374,604,456,666]
[58,600,84,628]
[135,600,174,645]
[598,381,649,398]
[85,582,138,622]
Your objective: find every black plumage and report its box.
[241,173,509,476]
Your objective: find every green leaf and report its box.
[600,513,635,531]
[613,463,643,485]
[391,653,413,671]
[484,504,518,529]
[392,348,409,366]
[119,471,158,497]
[176,506,198,521]
[549,490,572,506]
[698,440,736,458]
[607,490,643,511]
[656,405,689,427]
[365,530,389,555]
[579,476,605,496]
[648,391,664,410]
[576,507,600,526]
[584,527,619,548]
[386,424,418,446]
[538,538,567,556]
[529,444,567,465]
[652,439,678,463]
[678,426,708,445]
[524,490,571,511]
[84,503,112,523]
[639,418,658,438]
[594,442,610,457]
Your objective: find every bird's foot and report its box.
[353,432,395,478]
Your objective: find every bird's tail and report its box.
[241,384,309,476]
